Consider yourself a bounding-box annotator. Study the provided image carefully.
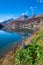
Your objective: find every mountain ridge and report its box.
[1,14,43,24]
[0,14,43,32]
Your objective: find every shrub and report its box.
[14,43,41,65]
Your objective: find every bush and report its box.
[14,30,43,65]
[14,43,41,65]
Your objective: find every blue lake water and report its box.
[0,30,31,57]
[0,30,22,56]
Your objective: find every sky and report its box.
[0,0,43,22]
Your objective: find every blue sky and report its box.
[0,0,43,22]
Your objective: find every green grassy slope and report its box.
[32,29,43,46]
[14,29,43,65]
[32,29,43,65]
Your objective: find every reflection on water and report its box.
[0,30,22,56]
[0,30,22,47]
[0,30,31,57]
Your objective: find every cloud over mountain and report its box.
[21,11,29,15]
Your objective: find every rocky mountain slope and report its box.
[0,14,43,32]
[4,14,43,32]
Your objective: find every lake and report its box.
[0,30,22,57]
[0,30,31,57]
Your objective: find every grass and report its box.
[32,29,43,46]
[14,29,43,65]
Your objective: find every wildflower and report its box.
[22,40,25,48]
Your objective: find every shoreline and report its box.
[0,31,37,59]
[0,30,40,65]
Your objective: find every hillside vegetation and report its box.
[14,29,43,65]
[32,29,43,46]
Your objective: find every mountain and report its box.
[36,14,43,17]
[16,14,36,20]
[16,15,29,20]
[1,14,43,32]
[1,14,36,25]
[29,14,36,19]
[1,18,14,25]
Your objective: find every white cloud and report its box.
[30,6,37,12]
[21,13,25,15]
[30,7,33,9]
[30,7,34,11]
[21,11,29,15]
[37,0,43,3]
[30,6,37,14]
[25,11,29,15]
